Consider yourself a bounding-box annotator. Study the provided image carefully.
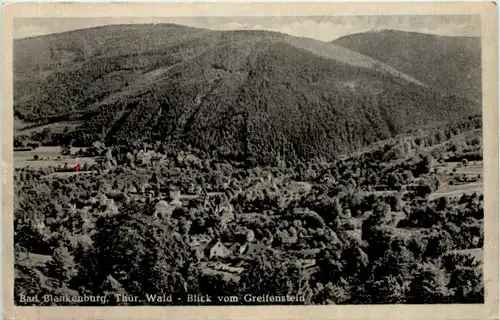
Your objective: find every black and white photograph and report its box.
[3,2,498,318]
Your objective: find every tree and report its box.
[402,170,414,183]
[313,281,351,304]
[240,250,310,303]
[317,246,344,283]
[448,266,483,303]
[340,246,369,278]
[408,235,428,259]
[424,227,453,259]
[408,262,452,303]
[101,275,128,305]
[362,221,394,260]
[28,141,41,150]
[15,268,49,305]
[415,153,435,175]
[349,192,363,212]
[14,135,27,148]
[387,172,400,189]
[365,275,406,304]
[61,145,72,156]
[416,175,440,198]
[441,251,479,273]
[41,127,53,143]
[90,141,106,156]
[441,251,483,303]
[88,204,197,299]
[334,197,343,218]
[48,245,78,285]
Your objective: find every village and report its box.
[14,118,484,304]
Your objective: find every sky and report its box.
[14,15,481,42]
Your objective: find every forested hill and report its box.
[332,29,482,100]
[14,24,480,163]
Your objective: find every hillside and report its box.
[333,29,482,100]
[14,24,480,163]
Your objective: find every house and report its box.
[150,156,162,166]
[126,183,138,194]
[135,151,147,166]
[218,202,235,228]
[205,239,231,260]
[168,190,182,206]
[189,235,212,261]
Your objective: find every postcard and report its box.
[2,2,498,319]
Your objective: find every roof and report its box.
[204,239,230,255]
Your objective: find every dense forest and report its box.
[14,25,480,163]
[14,115,484,305]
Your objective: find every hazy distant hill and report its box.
[14,24,480,162]
[333,29,482,100]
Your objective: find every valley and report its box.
[14,116,484,305]
[13,23,484,306]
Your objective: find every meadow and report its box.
[431,161,483,200]
[14,146,97,170]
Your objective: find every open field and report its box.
[17,120,84,135]
[43,171,99,179]
[14,118,32,131]
[452,248,483,264]
[16,252,51,268]
[436,161,483,176]
[429,182,483,200]
[15,114,85,133]
[14,146,97,169]
[430,161,483,200]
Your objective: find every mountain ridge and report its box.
[332,29,481,100]
[14,24,480,163]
